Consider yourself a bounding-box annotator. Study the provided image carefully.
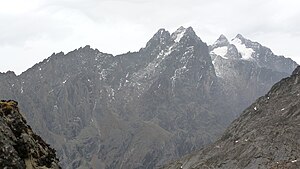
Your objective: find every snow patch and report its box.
[175,31,185,42]
[254,107,257,110]
[164,46,173,56]
[210,46,228,59]
[170,65,188,90]
[74,117,81,122]
[231,38,254,60]
[100,69,108,80]
[172,27,186,43]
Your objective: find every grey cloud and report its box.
[0,0,299,74]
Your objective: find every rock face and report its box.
[0,100,61,169]
[162,66,300,169]
[0,27,297,169]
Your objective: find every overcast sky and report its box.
[1,0,299,74]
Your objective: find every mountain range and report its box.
[0,26,297,169]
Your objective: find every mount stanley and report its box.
[0,26,297,169]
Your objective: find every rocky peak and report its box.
[210,33,298,74]
[131,26,215,99]
[144,28,171,50]
[232,34,260,52]
[234,35,298,74]
[185,26,198,37]
[171,26,200,43]
[211,34,230,49]
[209,35,231,59]
[234,33,247,42]
[218,34,227,40]
[235,33,245,39]
[0,100,61,169]
[234,34,262,51]
[218,34,229,42]
[171,26,187,43]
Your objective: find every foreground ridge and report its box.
[162,66,300,169]
[0,100,61,169]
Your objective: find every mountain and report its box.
[210,34,297,74]
[210,34,297,115]
[0,100,61,169]
[0,27,297,169]
[162,66,300,169]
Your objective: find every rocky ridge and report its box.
[0,100,61,169]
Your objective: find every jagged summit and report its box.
[174,26,186,32]
[217,34,229,44]
[210,34,230,50]
[142,26,206,61]
[153,28,171,38]
[184,26,197,36]
[234,33,246,41]
[218,34,227,40]
[171,26,201,43]
[171,26,187,43]
[144,28,171,50]
[210,33,298,74]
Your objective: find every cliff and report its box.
[0,100,61,169]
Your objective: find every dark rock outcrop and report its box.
[292,66,300,75]
[0,100,61,169]
[162,66,300,169]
